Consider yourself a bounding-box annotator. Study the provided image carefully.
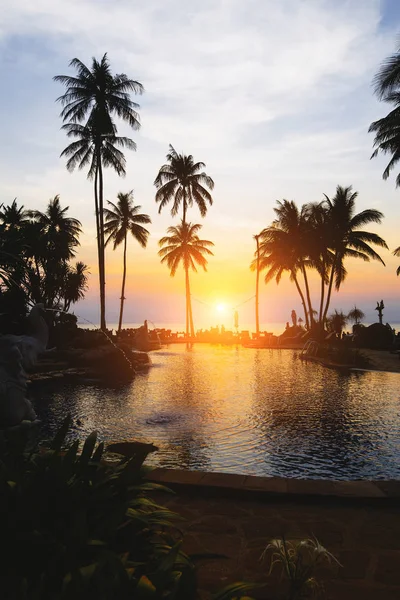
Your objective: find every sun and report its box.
[216,302,226,313]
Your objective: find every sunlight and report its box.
[216,302,227,314]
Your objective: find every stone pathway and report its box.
[150,470,400,599]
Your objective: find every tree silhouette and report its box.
[158,222,214,338]
[55,54,143,329]
[347,306,365,326]
[154,145,214,223]
[104,191,151,332]
[369,41,400,186]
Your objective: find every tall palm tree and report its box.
[254,233,261,337]
[253,227,310,329]
[369,41,400,186]
[55,53,144,330]
[272,200,316,327]
[154,145,214,223]
[321,186,387,324]
[104,191,151,332]
[158,222,214,338]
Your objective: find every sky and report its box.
[1,0,400,330]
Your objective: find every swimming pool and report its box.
[32,344,400,480]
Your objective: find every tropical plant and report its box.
[0,416,197,600]
[254,233,261,337]
[347,305,365,326]
[104,191,151,332]
[369,41,400,186]
[251,201,312,329]
[55,53,144,330]
[393,246,400,275]
[261,537,340,600]
[154,144,214,223]
[320,186,387,324]
[158,222,214,338]
[327,309,347,336]
[62,261,90,311]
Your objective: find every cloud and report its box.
[1,0,399,322]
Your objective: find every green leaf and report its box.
[136,575,156,598]
[51,415,72,451]
[92,441,104,462]
[80,431,98,466]
[212,582,259,600]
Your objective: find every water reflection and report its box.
[32,344,400,480]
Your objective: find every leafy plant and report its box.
[261,537,340,600]
[0,417,199,599]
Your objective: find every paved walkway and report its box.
[150,470,400,599]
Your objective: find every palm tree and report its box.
[154,145,214,223]
[104,191,151,332]
[158,222,214,338]
[55,53,144,330]
[62,261,89,311]
[28,196,82,307]
[369,41,400,186]
[328,309,347,337]
[393,246,400,275]
[254,233,261,337]
[321,186,387,324]
[347,306,365,326]
[252,226,310,329]
[0,199,30,228]
[29,196,81,262]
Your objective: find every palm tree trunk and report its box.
[118,234,127,333]
[318,259,325,329]
[185,265,190,338]
[97,147,106,331]
[293,272,309,329]
[255,235,260,337]
[189,290,195,338]
[322,257,337,326]
[301,263,314,327]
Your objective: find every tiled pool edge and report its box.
[149,468,400,504]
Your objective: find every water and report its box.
[31,344,400,480]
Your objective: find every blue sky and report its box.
[1,0,400,327]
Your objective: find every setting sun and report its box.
[216,302,227,313]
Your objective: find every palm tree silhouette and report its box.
[104,191,151,332]
[0,199,30,228]
[55,54,143,330]
[321,186,387,324]
[252,201,313,329]
[347,306,365,326]
[154,145,214,223]
[369,41,400,186]
[393,246,400,276]
[62,261,89,311]
[158,222,214,338]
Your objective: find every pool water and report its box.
[31,344,400,480]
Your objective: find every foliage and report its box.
[158,222,214,337]
[369,39,400,187]
[347,306,365,325]
[154,144,214,223]
[104,191,151,332]
[0,198,87,328]
[0,417,198,599]
[327,310,347,336]
[261,537,340,600]
[252,186,387,330]
[55,53,144,331]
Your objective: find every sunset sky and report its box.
[2,0,400,329]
